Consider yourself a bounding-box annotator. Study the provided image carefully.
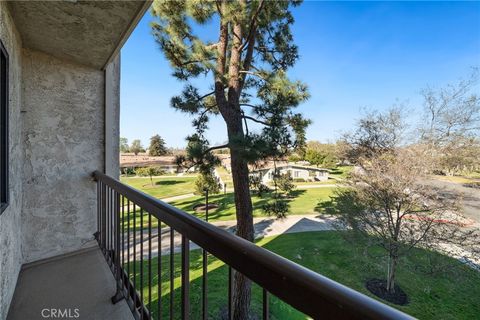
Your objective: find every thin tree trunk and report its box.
[387,255,397,293]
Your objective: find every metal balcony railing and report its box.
[92,171,413,320]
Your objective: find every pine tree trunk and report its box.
[227,114,254,320]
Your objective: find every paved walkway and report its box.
[123,214,337,259]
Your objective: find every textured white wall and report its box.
[105,54,120,179]
[0,3,24,319]
[21,49,105,263]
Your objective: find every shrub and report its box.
[136,166,165,176]
[249,175,271,197]
[121,167,135,176]
[263,199,289,218]
[273,171,296,196]
[257,184,271,197]
[194,172,221,195]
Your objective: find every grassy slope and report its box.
[128,231,480,320]
[120,176,196,199]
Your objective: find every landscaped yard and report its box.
[127,231,480,319]
[122,187,336,230]
[120,176,197,199]
[171,187,335,220]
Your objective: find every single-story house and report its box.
[251,163,329,184]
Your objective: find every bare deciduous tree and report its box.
[419,68,480,174]
[331,149,478,294]
[342,106,408,164]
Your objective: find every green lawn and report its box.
[329,165,353,179]
[127,231,480,319]
[120,176,197,199]
[169,187,335,221]
[122,187,335,230]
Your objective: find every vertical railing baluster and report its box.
[262,289,269,320]
[96,180,100,243]
[106,186,109,253]
[133,203,137,311]
[203,194,208,320]
[181,235,190,320]
[127,199,131,301]
[116,191,120,274]
[107,187,110,254]
[112,191,123,303]
[111,188,114,258]
[110,187,113,254]
[140,208,144,320]
[202,247,208,320]
[121,195,125,275]
[148,213,152,316]
[228,267,233,320]
[157,219,162,319]
[102,183,106,252]
[169,228,174,320]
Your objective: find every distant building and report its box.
[251,163,329,184]
[120,153,180,173]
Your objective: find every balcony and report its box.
[0,1,449,319]
[8,171,411,320]
[7,248,133,320]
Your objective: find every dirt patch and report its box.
[365,279,408,305]
[193,203,219,213]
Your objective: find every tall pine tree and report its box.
[149,134,168,156]
[151,1,310,317]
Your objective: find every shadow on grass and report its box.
[313,188,360,216]
[155,180,188,186]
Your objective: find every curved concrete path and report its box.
[124,214,336,259]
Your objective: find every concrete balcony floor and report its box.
[7,247,133,320]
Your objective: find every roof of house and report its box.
[120,154,177,168]
[251,163,329,173]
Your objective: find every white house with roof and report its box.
[251,163,329,184]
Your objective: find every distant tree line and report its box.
[120,134,170,156]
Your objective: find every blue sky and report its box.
[120,1,480,148]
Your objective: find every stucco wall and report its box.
[0,3,24,319]
[105,54,120,179]
[21,49,105,263]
